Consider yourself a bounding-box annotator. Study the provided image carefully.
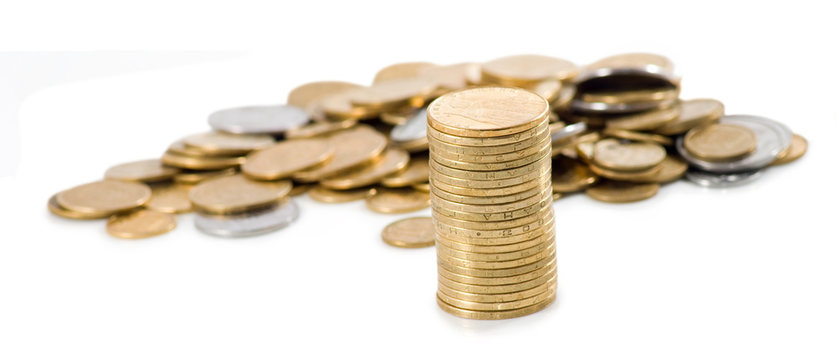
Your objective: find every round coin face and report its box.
[482,54,578,85]
[189,174,292,214]
[685,168,764,188]
[242,138,335,180]
[194,199,299,237]
[106,209,177,239]
[684,123,757,162]
[208,104,309,135]
[292,125,387,182]
[105,159,179,183]
[593,138,666,172]
[381,217,435,248]
[428,87,549,137]
[146,183,193,214]
[56,180,151,217]
[319,147,410,190]
[373,62,436,83]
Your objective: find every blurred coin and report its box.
[189,174,292,214]
[551,157,597,193]
[420,62,481,91]
[350,78,436,113]
[412,183,430,192]
[390,107,429,152]
[585,180,659,203]
[308,185,374,203]
[285,118,357,139]
[57,180,151,217]
[571,98,677,114]
[373,62,436,83]
[381,154,429,188]
[161,151,244,170]
[482,54,578,86]
[381,217,435,248]
[106,209,176,239]
[105,159,179,183]
[772,134,808,165]
[320,148,410,189]
[601,128,672,146]
[194,199,299,237]
[655,99,724,135]
[287,81,364,111]
[243,138,334,180]
[183,132,275,156]
[436,293,555,320]
[684,123,757,162]
[577,52,678,85]
[631,156,687,183]
[588,161,663,182]
[47,194,104,220]
[293,125,387,182]
[147,183,193,214]
[173,168,237,185]
[365,188,430,214]
[593,138,666,172]
[580,87,679,105]
[685,168,764,188]
[208,104,309,135]
[605,106,680,131]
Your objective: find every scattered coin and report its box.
[182,132,275,156]
[189,174,292,214]
[285,118,357,139]
[147,183,193,214]
[106,209,176,239]
[381,217,435,248]
[161,151,244,170]
[601,128,673,146]
[104,159,179,183]
[772,134,808,165]
[390,107,429,152]
[685,168,764,188]
[585,181,659,203]
[173,168,237,185]
[242,138,335,180]
[551,157,598,193]
[56,180,151,218]
[208,104,309,135]
[320,147,410,189]
[604,106,680,131]
[482,54,578,86]
[593,138,666,172]
[381,155,429,188]
[365,188,431,214]
[684,123,757,162]
[194,199,299,237]
[293,125,387,182]
[655,99,724,135]
[47,194,104,220]
[373,62,437,83]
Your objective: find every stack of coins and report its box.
[427,87,557,320]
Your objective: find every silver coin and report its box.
[685,168,764,188]
[570,98,676,114]
[194,199,300,237]
[208,104,309,134]
[551,122,587,143]
[390,107,427,143]
[676,115,792,173]
[575,67,681,87]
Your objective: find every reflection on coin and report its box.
[208,105,309,135]
[381,155,429,188]
[106,209,176,239]
[56,180,151,217]
[147,183,193,214]
[243,138,334,180]
[373,62,436,83]
[571,98,676,114]
[550,122,587,144]
[585,181,659,203]
[194,199,299,237]
[189,174,292,214]
[684,123,757,162]
[655,99,724,135]
[772,134,808,165]
[685,168,764,188]
[593,138,666,172]
[366,188,430,214]
[293,125,387,182]
[308,185,374,203]
[182,132,275,156]
[105,159,179,183]
[381,217,435,248]
[320,148,410,189]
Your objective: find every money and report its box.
[381,217,435,248]
[194,199,300,237]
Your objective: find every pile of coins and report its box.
[428,87,557,319]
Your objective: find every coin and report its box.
[365,188,430,214]
[350,77,436,113]
[430,163,550,189]
[161,151,244,170]
[428,156,551,181]
[434,205,553,231]
[430,142,551,171]
[430,178,552,205]
[293,125,387,182]
[308,185,374,203]
[437,249,556,277]
[436,231,556,257]
[286,81,364,112]
[426,118,549,147]
[47,194,104,220]
[433,210,553,240]
[288,183,314,197]
[580,87,679,105]
[381,217,435,248]
[429,125,550,156]
[684,123,757,162]
[412,183,430,192]
[105,159,179,183]
[437,282,556,311]
[373,62,436,83]
[242,138,334,180]
[390,107,428,152]
[431,172,552,197]
[146,183,193,214]
[685,168,764,188]
[604,106,680,131]
[577,52,678,85]
[194,199,299,237]
[551,157,597,193]
[430,186,553,215]
[773,134,808,165]
[438,275,556,303]
[173,168,237,185]
[189,174,292,214]
[654,99,724,135]
[438,238,554,263]
[436,292,555,320]
[482,54,578,86]
[56,180,151,217]
[428,87,549,137]
[601,128,673,146]
[106,209,177,239]
[380,155,429,188]
[318,88,377,120]
[585,180,659,203]
[588,161,663,182]
[208,104,309,135]
[570,98,677,114]
[285,118,357,139]
[430,136,549,164]
[438,256,556,284]
[631,156,687,183]
[550,122,587,144]
[432,192,551,222]
[676,115,791,173]
[593,138,666,172]
[182,132,275,156]
[320,147,410,189]
[419,62,481,91]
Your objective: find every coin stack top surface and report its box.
[427,86,557,320]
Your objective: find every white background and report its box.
[2,1,838,359]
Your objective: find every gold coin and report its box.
[430,178,552,206]
[437,281,556,311]
[161,151,244,170]
[183,132,275,156]
[380,155,429,188]
[147,183,192,214]
[105,159,179,183]
[288,183,314,197]
[381,216,435,248]
[430,142,551,171]
[437,249,556,278]
[412,183,430,192]
[555,131,601,159]
[47,194,103,220]
[531,79,563,103]
[430,186,552,216]
[429,136,549,163]
[655,98,724,135]
[588,161,663,182]
[431,163,550,189]
[293,125,387,182]
[551,157,597,193]
[365,188,430,214]
[552,192,562,201]
[430,172,551,197]
[436,292,555,320]
[428,130,549,157]
[320,147,410,190]
[373,62,436,83]
[428,87,549,138]
[350,77,436,113]
[308,185,374,203]
[437,276,556,304]
[773,134,808,165]
[173,168,237,185]
[585,180,659,203]
[601,128,673,146]
[604,106,680,131]
[243,138,335,180]
[57,180,151,217]
[433,213,553,243]
[426,118,549,147]
[167,140,207,157]
[428,153,550,181]
[631,155,687,183]
[482,54,578,86]
[418,62,480,91]
[580,87,679,105]
[380,108,413,126]
[437,257,556,285]
[576,140,595,163]
[285,118,357,139]
[434,205,553,231]
[551,83,576,110]
[189,174,292,214]
[286,81,364,112]
[438,238,554,263]
[106,209,176,239]
[593,138,666,172]
[684,123,757,162]
[318,88,378,120]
